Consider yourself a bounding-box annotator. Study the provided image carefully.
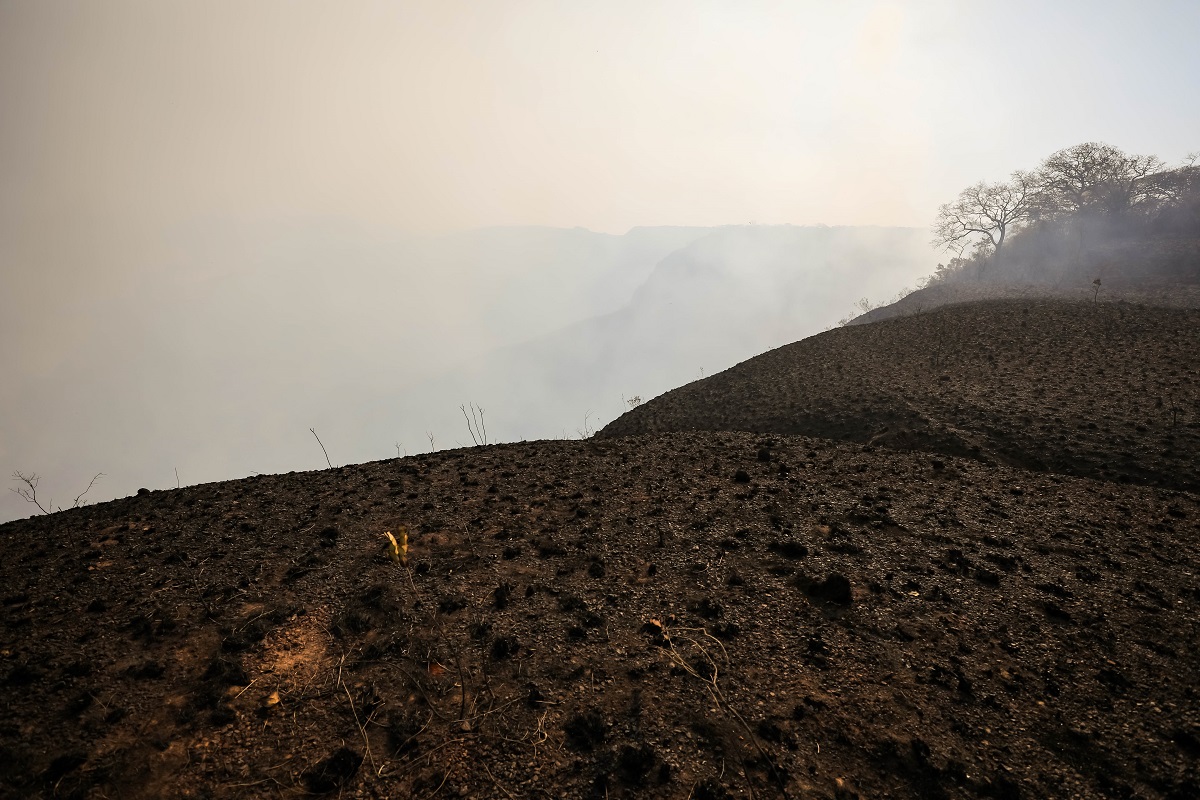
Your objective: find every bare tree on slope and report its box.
[932,171,1036,262]
[1035,141,1165,217]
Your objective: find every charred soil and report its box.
[2,295,1198,799]
[600,297,1200,493]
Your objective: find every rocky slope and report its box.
[600,297,1200,492]
[850,283,1200,325]
[2,433,1198,799]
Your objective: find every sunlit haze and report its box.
[2,1,1197,520]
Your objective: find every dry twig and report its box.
[10,470,103,514]
[309,428,333,468]
[663,624,789,798]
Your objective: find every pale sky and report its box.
[1,1,1198,521]
[2,0,1197,240]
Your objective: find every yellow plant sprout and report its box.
[384,528,409,567]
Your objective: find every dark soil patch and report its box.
[600,296,1200,492]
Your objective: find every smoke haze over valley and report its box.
[3,0,1198,521]
[1,223,932,521]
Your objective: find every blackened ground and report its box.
[599,297,1200,493]
[1,430,1198,799]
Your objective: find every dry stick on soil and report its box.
[417,771,451,800]
[460,405,480,446]
[309,428,333,469]
[377,662,455,722]
[483,763,518,800]
[383,735,469,776]
[392,548,480,729]
[665,625,790,799]
[338,655,378,775]
[577,410,595,439]
[384,715,433,775]
[453,648,470,726]
[470,407,484,443]
[72,472,103,508]
[460,403,488,446]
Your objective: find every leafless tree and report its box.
[459,403,488,446]
[11,470,103,515]
[933,172,1035,259]
[577,411,595,439]
[1035,142,1165,216]
[1149,153,1200,205]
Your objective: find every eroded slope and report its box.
[600,299,1200,491]
[2,433,1198,799]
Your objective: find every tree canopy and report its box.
[929,142,1199,284]
[932,172,1035,258]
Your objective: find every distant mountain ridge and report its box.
[363,224,935,446]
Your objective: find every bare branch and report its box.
[1035,142,1166,215]
[10,471,102,515]
[460,405,480,446]
[932,173,1034,260]
[309,428,333,469]
[72,473,104,508]
[10,471,50,515]
[576,410,595,439]
[459,403,489,446]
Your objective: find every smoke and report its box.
[1,223,933,521]
[5,2,1195,521]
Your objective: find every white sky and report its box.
[2,0,1197,239]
